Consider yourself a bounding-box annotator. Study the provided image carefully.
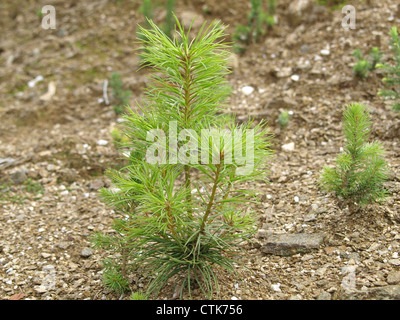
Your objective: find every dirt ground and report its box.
[1,0,400,300]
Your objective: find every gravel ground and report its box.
[1,0,400,300]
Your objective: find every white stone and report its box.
[27,75,44,88]
[389,259,400,266]
[271,283,281,292]
[35,285,48,293]
[291,74,300,82]
[97,139,108,146]
[40,81,56,101]
[341,265,357,274]
[282,142,295,152]
[241,86,255,95]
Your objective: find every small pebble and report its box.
[241,86,254,95]
[291,74,300,82]
[271,283,281,292]
[97,139,108,146]
[81,247,94,258]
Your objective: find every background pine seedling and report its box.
[130,291,148,300]
[316,0,347,11]
[102,263,130,294]
[319,103,389,214]
[91,215,136,294]
[266,0,277,27]
[233,0,278,53]
[93,17,273,299]
[277,110,290,129]
[232,25,252,53]
[140,0,153,24]
[109,72,132,115]
[138,0,176,62]
[161,0,175,39]
[352,47,382,79]
[248,0,265,43]
[369,47,383,70]
[377,26,400,111]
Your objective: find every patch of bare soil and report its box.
[0,0,400,300]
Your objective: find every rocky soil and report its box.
[1,0,400,300]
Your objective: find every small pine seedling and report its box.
[232,25,252,53]
[95,16,272,299]
[277,110,290,129]
[130,291,148,300]
[352,49,370,79]
[102,263,130,294]
[316,0,347,11]
[369,47,383,70]
[352,47,382,79]
[109,73,132,115]
[36,8,43,19]
[138,0,176,62]
[319,103,389,214]
[91,217,135,294]
[140,0,153,24]
[266,0,278,26]
[377,26,400,111]
[139,0,175,39]
[248,0,266,43]
[161,0,175,39]
[233,0,278,53]
[110,126,129,146]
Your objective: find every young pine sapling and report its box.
[278,110,291,129]
[162,0,175,39]
[92,17,272,298]
[140,0,153,24]
[109,72,132,115]
[233,0,277,53]
[319,103,389,214]
[352,47,382,79]
[266,0,278,27]
[377,26,400,111]
[130,291,148,300]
